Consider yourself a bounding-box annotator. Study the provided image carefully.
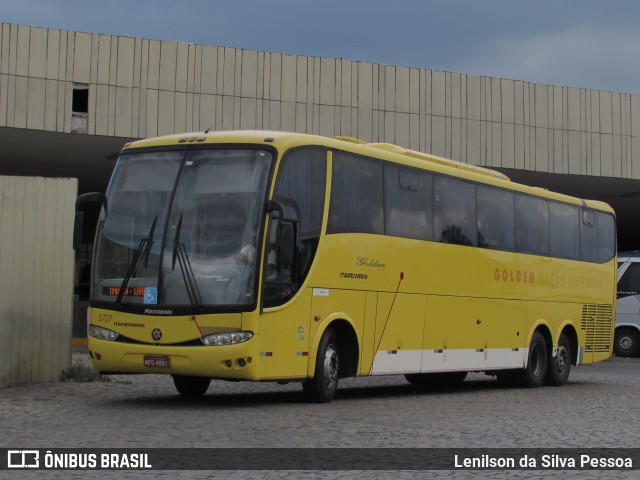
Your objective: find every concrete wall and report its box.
[0,175,77,388]
[1,22,639,178]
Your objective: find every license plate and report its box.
[144,355,170,368]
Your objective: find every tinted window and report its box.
[477,186,515,249]
[580,210,597,261]
[515,195,549,254]
[328,153,384,234]
[549,203,580,259]
[618,263,640,298]
[326,150,614,264]
[597,212,615,262]
[434,177,477,246]
[275,148,326,237]
[384,166,433,240]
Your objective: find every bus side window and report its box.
[515,194,549,255]
[618,263,640,299]
[580,210,597,261]
[434,176,477,247]
[549,202,580,259]
[476,185,515,250]
[596,212,615,262]
[328,153,383,235]
[384,166,433,240]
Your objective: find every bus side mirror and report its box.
[73,211,84,250]
[277,222,295,265]
[74,192,105,250]
[268,198,299,268]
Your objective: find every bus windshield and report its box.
[92,147,273,308]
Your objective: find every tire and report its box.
[173,375,211,397]
[514,331,547,387]
[614,328,640,358]
[405,371,468,385]
[545,333,571,386]
[303,328,340,403]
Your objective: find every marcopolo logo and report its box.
[7,450,39,468]
[151,328,163,341]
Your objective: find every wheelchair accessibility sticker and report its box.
[144,287,158,305]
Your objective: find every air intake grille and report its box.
[581,304,613,353]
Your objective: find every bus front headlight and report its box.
[88,325,119,341]
[201,331,253,346]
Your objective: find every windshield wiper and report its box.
[172,214,203,308]
[116,215,158,305]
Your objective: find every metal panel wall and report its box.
[0,175,77,388]
[1,22,640,178]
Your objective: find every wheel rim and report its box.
[618,335,633,352]
[555,344,569,375]
[323,344,340,391]
[530,343,544,377]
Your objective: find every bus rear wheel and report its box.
[545,333,571,386]
[515,331,547,387]
[303,328,340,403]
[614,328,640,357]
[173,375,211,397]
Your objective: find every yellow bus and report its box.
[83,130,617,402]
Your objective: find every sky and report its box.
[2,0,640,95]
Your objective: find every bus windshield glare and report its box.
[92,148,273,308]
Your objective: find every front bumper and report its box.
[88,336,260,380]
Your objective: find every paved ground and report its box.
[1,350,639,479]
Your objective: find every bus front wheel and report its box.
[303,328,340,403]
[173,375,211,397]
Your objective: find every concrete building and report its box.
[2,22,640,249]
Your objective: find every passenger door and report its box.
[258,148,327,379]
